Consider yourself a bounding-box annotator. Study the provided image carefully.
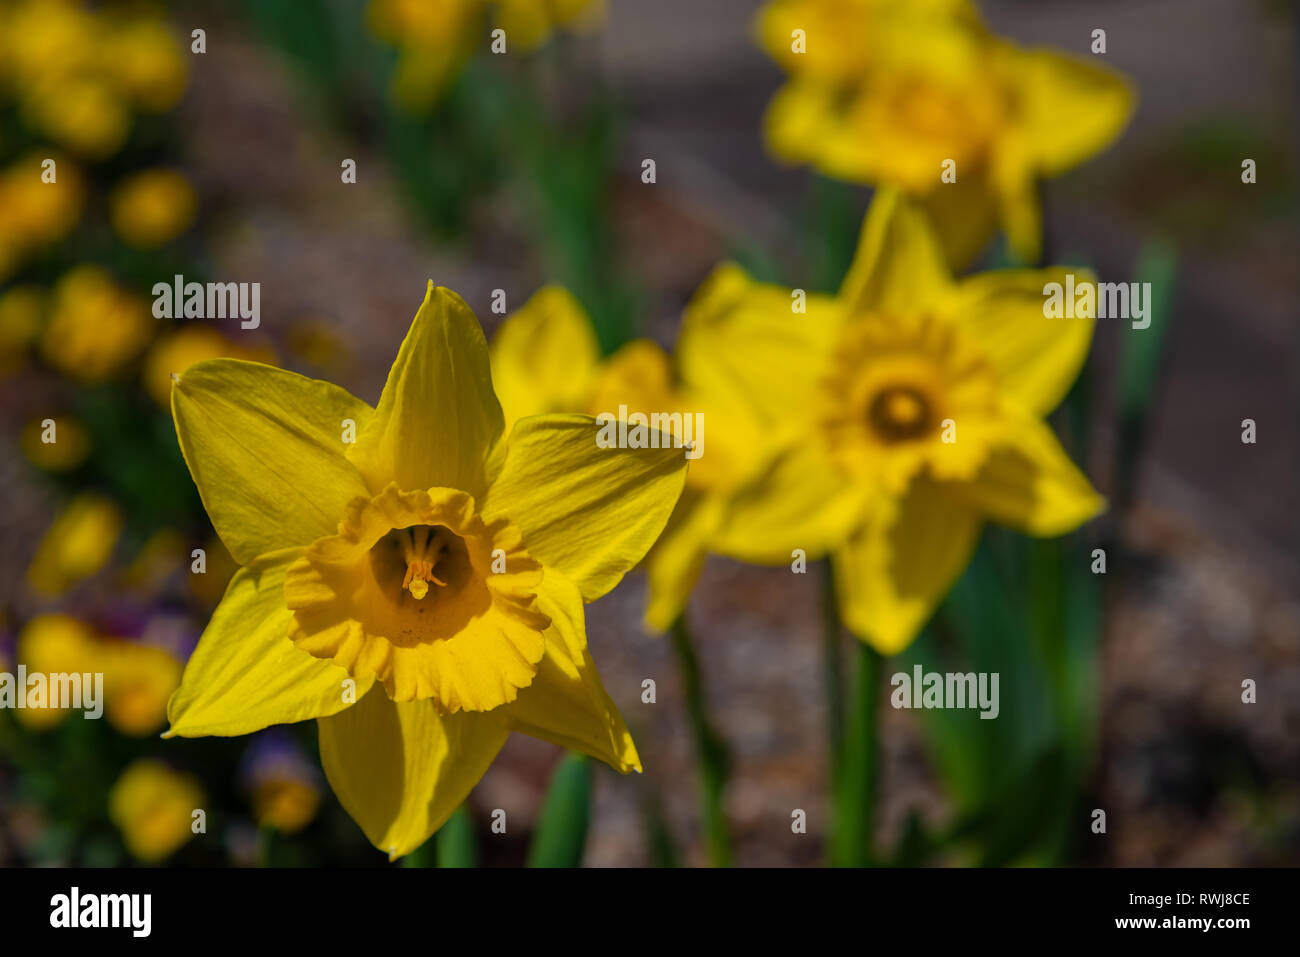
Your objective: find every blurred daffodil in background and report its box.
[242,732,322,835]
[490,285,771,631]
[0,283,44,374]
[12,614,97,731]
[165,282,686,858]
[39,266,152,382]
[101,639,184,737]
[496,0,605,51]
[109,759,203,863]
[757,0,1134,265]
[27,493,122,597]
[367,0,606,111]
[690,190,1103,654]
[109,168,198,249]
[10,613,183,734]
[0,153,83,283]
[0,0,187,159]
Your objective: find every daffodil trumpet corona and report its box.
[165,282,687,859]
[685,188,1105,655]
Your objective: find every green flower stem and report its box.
[668,615,733,867]
[828,579,884,867]
[821,561,845,779]
[435,806,478,868]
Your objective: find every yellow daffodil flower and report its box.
[109,168,197,249]
[0,154,84,283]
[366,0,487,112]
[165,282,687,858]
[489,285,770,631]
[687,190,1103,654]
[27,493,123,597]
[101,639,184,737]
[495,0,605,51]
[109,759,204,863]
[367,0,606,111]
[13,614,97,731]
[490,285,603,434]
[0,1,187,158]
[0,284,44,373]
[40,266,152,382]
[99,16,189,113]
[756,0,1134,266]
[244,736,323,834]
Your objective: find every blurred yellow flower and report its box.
[27,493,123,597]
[109,168,197,248]
[21,414,91,471]
[143,327,275,406]
[490,285,603,433]
[252,775,321,834]
[100,17,188,112]
[368,0,606,111]
[0,283,44,374]
[756,0,1134,266]
[495,0,605,51]
[0,154,84,282]
[367,0,486,111]
[100,639,183,736]
[13,614,98,731]
[40,266,152,382]
[490,286,772,631]
[122,527,188,592]
[109,759,203,863]
[22,75,129,159]
[0,1,187,157]
[165,282,686,858]
[687,190,1103,654]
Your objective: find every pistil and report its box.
[399,526,450,600]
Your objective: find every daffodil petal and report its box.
[349,283,505,497]
[643,490,724,633]
[165,550,373,738]
[482,414,687,602]
[171,359,373,564]
[941,267,1097,416]
[946,409,1104,536]
[992,152,1043,266]
[712,438,868,564]
[834,479,983,655]
[678,262,841,439]
[762,78,839,171]
[918,169,1001,271]
[490,285,602,433]
[1009,46,1135,178]
[493,569,640,773]
[839,188,954,317]
[318,686,508,860]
